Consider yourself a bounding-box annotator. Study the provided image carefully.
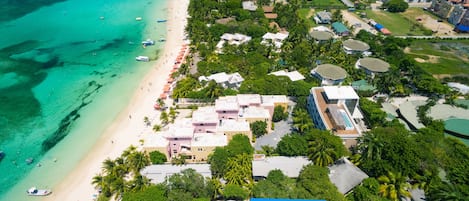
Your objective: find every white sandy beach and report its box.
[43,0,189,200]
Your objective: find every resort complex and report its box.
[18,0,468,201]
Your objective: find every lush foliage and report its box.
[383,0,409,13]
[276,134,308,156]
[272,105,288,122]
[148,151,167,165]
[92,146,151,200]
[359,98,386,128]
[122,185,167,201]
[250,121,268,137]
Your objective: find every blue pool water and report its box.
[339,110,354,130]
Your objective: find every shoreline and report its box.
[42,0,189,200]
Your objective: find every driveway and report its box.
[341,10,377,35]
[254,100,295,150]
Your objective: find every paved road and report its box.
[254,101,296,150]
[394,35,469,39]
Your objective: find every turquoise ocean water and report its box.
[0,0,167,199]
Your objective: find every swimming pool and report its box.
[339,109,354,130]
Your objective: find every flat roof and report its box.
[192,133,228,147]
[428,104,469,120]
[398,100,426,129]
[215,96,239,111]
[310,31,333,41]
[313,64,347,80]
[141,164,211,184]
[252,156,311,178]
[192,106,218,124]
[270,70,305,81]
[143,133,169,148]
[218,119,251,132]
[357,58,390,73]
[332,22,349,33]
[323,86,359,100]
[343,39,370,51]
[242,1,258,11]
[261,95,289,105]
[240,107,270,119]
[237,94,262,106]
[310,87,360,136]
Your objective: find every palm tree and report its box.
[378,171,412,201]
[224,154,252,187]
[152,124,162,132]
[261,145,275,156]
[357,132,384,161]
[127,151,150,175]
[128,173,150,192]
[292,109,314,133]
[208,177,223,200]
[143,116,151,127]
[91,173,106,192]
[110,177,126,200]
[308,139,335,167]
[160,111,169,125]
[169,107,177,123]
[102,158,117,176]
[430,182,467,201]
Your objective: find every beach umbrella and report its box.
[163,85,171,92]
[167,78,174,83]
[159,93,167,99]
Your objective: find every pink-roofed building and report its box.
[192,106,218,133]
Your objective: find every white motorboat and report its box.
[135,56,150,62]
[141,39,155,46]
[135,17,142,21]
[27,187,52,196]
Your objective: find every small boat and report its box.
[26,157,34,165]
[135,56,150,62]
[141,39,155,46]
[135,17,142,21]
[27,187,52,196]
[0,151,5,162]
[156,19,167,23]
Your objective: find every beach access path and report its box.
[42,0,190,200]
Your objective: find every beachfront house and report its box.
[314,11,332,24]
[143,94,288,162]
[198,72,244,89]
[141,164,211,184]
[307,86,365,147]
[355,57,390,78]
[269,70,305,82]
[261,32,289,49]
[216,33,252,53]
[252,155,311,181]
[311,64,348,86]
[342,39,371,56]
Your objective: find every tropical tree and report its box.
[308,139,336,167]
[169,107,178,123]
[377,171,412,201]
[152,124,162,132]
[224,153,253,187]
[127,151,150,175]
[143,116,151,127]
[250,121,268,137]
[292,109,314,133]
[160,111,169,125]
[428,182,469,201]
[272,105,288,122]
[223,184,249,201]
[276,134,308,156]
[260,145,275,156]
[149,150,167,164]
[357,131,384,161]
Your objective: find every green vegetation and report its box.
[302,0,345,9]
[272,105,288,122]
[364,10,431,35]
[406,40,469,75]
[382,0,408,13]
[148,151,167,165]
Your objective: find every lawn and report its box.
[364,10,431,36]
[406,40,469,75]
[303,0,345,8]
[298,8,316,28]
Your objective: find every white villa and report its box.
[199,72,244,89]
[261,32,289,49]
[216,33,252,53]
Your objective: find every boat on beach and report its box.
[156,19,167,23]
[27,187,52,196]
[141,39,155,46]
[135,56,150,62]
